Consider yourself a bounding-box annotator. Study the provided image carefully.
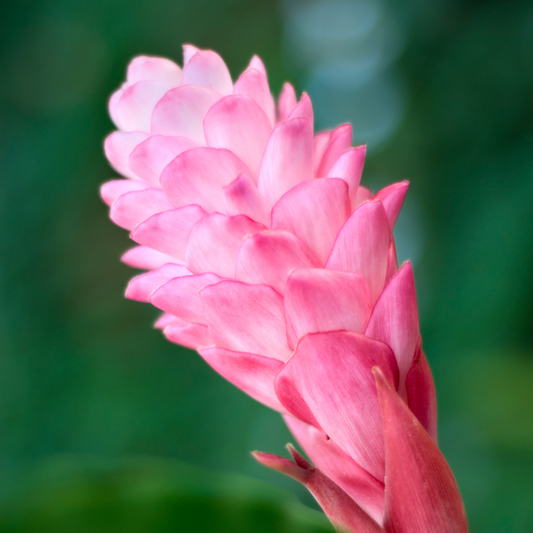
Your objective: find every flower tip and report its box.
[250,449,284,466]
[124,284,134,300]
[129,225,141,242]
[182,44,200,65]
[250,450,266,459]
[395,179,410,191]
[252,450,311,483]
[247,55,267,76]
[99,182,113,205]
[285,443,313,469]
[124,277,141,301]
[251,450,280,465]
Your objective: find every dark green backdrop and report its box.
[1,0,532,531]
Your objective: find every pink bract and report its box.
[101,46,467,532]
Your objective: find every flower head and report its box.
[101,46,467,532]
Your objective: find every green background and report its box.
[1,0,533,531]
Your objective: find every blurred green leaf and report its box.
[0,456,333,533]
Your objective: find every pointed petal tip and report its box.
[372,365,386,383]
[372,366,393,395]
[355,144,367,156]
[247,55,267,76]
[251,450,310,483]
[398,259,413,276]
[286,443,312,469]
[182,43,200,64]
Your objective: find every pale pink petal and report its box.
[108,89,125,129]
[365,262,419,399]
[277,82,297,122]
[353,185,372,209]
[125,263,191,302]
[374,368,468,533]
[284,269,372,349]
[223,174,271,227]
[235,231,320,294]
[271,178,350,264]
[151,272,223,324]
[406,342,437,443]
[121,246,179,270]
[326,201,391,305]
[313,131,331,176]
[327,146,366,205]
[257,118,314,205]
[204,94,272,178]
[128,135,196,187]
[385,238,399,284]
[181,50,233,95]
[161,147,253,213]
[115,80,169,132]
[200,280,291,361]
[199,347,285,412]
[275,331,398,481]
[247,55,267,77]
[288,93,313,132]
[151,85,222,144]
[233,68,275,126]
[104,131,149,180]
[126,56,182,87]
[285,416,385,525]
[186,213,266,277]
[164,322,213,350]
[316,124,352,177]
[183,44,200,65]
[110,188,173,231]
[154,313,185,330]
[100,179,149,206]
[253,446,385,533]
[130,205,207,260]
[371,181,409,230]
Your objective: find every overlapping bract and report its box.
[101,46,467,532]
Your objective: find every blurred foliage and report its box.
[0,456,333,533]
[0,0,533,531]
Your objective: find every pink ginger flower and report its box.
[101,46,468,533]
